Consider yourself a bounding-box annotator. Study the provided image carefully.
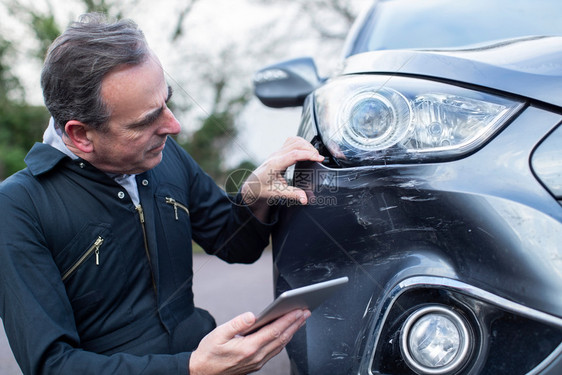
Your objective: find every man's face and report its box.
[86,52,181,175]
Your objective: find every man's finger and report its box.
[222,312,256,339]
[252,309,311,358]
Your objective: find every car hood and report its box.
[342,36,562,107]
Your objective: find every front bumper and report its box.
[271,105,562,374]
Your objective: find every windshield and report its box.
[346,0,562,57]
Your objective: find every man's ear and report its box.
[64,120,94,153]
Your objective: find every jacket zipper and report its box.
[165,197,189,220]
[62,236,104,281]
[136,205,158,298]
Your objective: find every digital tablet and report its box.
[242,276,349,335]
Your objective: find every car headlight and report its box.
[400,305,472,375]
[314,75,524,164]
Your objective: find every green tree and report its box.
[179,111,236,181]
[176,110,256,185]
[0,35,49,179]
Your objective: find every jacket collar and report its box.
[24,143,71,177]
[25,118,84,177]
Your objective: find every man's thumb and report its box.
[227,312,256,338]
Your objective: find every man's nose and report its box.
[158,107,181,135]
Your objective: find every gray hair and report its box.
[41,13,149,132]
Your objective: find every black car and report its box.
[253,1,562,374]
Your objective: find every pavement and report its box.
[0,323,19,375]
[0,250,289,374]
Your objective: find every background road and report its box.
[0,250,289,374]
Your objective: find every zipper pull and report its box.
[93,236,103,266]
[166,197,179,220]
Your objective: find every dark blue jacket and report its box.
[0,138,272,374]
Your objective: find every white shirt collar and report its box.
[42,118,78,160]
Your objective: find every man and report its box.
[0,13,323,375]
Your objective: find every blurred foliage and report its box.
[0,1,66,179]
[253,0,358,40]
[0,104,49,178]
[0,37,21,99]
[0,35,49,179]
[178,111,236,181]
[173,54,256,186]
[176,111,256,185]
[171,0,200,41]
[83,0,112,14]
[4,0,61,59]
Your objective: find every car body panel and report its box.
[273,104,562,373]
[254,1,562,373]
[342,37,562,108]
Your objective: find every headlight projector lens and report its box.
[342,88,412,151]
[400,305,472,374]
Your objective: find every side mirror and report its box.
[253,57,324,108]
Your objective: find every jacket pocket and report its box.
[56,223,111,283]
[165,196,190,220]
[62,236,104,282]
[54,223,132,334]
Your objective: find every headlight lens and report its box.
[342,88,412,151]
[315,75,524,164]
[400,305,472,374]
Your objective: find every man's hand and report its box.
[189,309,310,375]
[241,137,324,221]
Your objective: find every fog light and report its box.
[400,306,471,374]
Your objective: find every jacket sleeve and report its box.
[172,143,275,264]
[0,186,191,375]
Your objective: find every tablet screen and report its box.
[242,276,349,335]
